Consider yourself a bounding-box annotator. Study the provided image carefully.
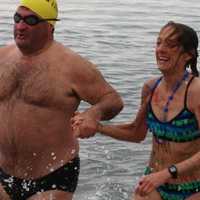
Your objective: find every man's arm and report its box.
[71,54,123,137]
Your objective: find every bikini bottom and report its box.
[144,166,200,200]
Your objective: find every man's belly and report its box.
[0,102,79,179]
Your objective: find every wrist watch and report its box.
[168,165,178,179]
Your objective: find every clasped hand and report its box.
[71,111,99,138]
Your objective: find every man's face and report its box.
[14,6,51,53]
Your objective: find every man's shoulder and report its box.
[50,41,81,63]
[52,41,77,56]
[0,43,17,58]
[53,41,96,69]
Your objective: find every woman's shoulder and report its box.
[142,77,161,91]
[188,76,200,93]
[141,77,161,100]
[187,76,200,111]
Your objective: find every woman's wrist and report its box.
[161,168,172,181]
[97,122,103,132]
[168,165,178,179]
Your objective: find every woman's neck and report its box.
[162,70,187,91]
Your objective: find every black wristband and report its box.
[168,165,178,179]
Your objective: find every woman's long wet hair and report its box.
[162,21,199,76]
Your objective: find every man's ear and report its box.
[52,28,55,34]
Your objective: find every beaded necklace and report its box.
[162,70,189,122]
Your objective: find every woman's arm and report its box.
[97,80,153,142]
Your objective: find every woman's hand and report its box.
[135,169,171,196]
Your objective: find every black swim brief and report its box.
[0,156,80,200]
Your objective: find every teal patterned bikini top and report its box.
[146,76,200,142]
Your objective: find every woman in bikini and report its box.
[72,21,200,200]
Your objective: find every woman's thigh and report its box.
[187,192,200,200]
[132,190,162,200]
[28,190,73,200]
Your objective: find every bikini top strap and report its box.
[149,77,162,101]
[184,76,195,107]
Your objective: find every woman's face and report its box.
[155,25,190,73]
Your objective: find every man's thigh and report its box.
[28,190,73,200]
[0,184,10,200]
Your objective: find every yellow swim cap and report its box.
[19,0,58,26]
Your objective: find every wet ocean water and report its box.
[0,0,200,199]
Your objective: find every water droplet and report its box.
[24,172,28,177]
[105,150,109,154]
[22,180,31,191]
[50,168,54,172]
[4,176,14,184]
[52,156,56,160]
[177,185,181,191]
[71,149,76,154]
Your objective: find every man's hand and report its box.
[71,111,99,138]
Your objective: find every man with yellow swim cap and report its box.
[20,0,59,26]
[0,0,123,199]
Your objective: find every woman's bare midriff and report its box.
[148,137,200,184]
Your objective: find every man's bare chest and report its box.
[0,62,76,108]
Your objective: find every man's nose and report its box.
[15,20,28,29]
